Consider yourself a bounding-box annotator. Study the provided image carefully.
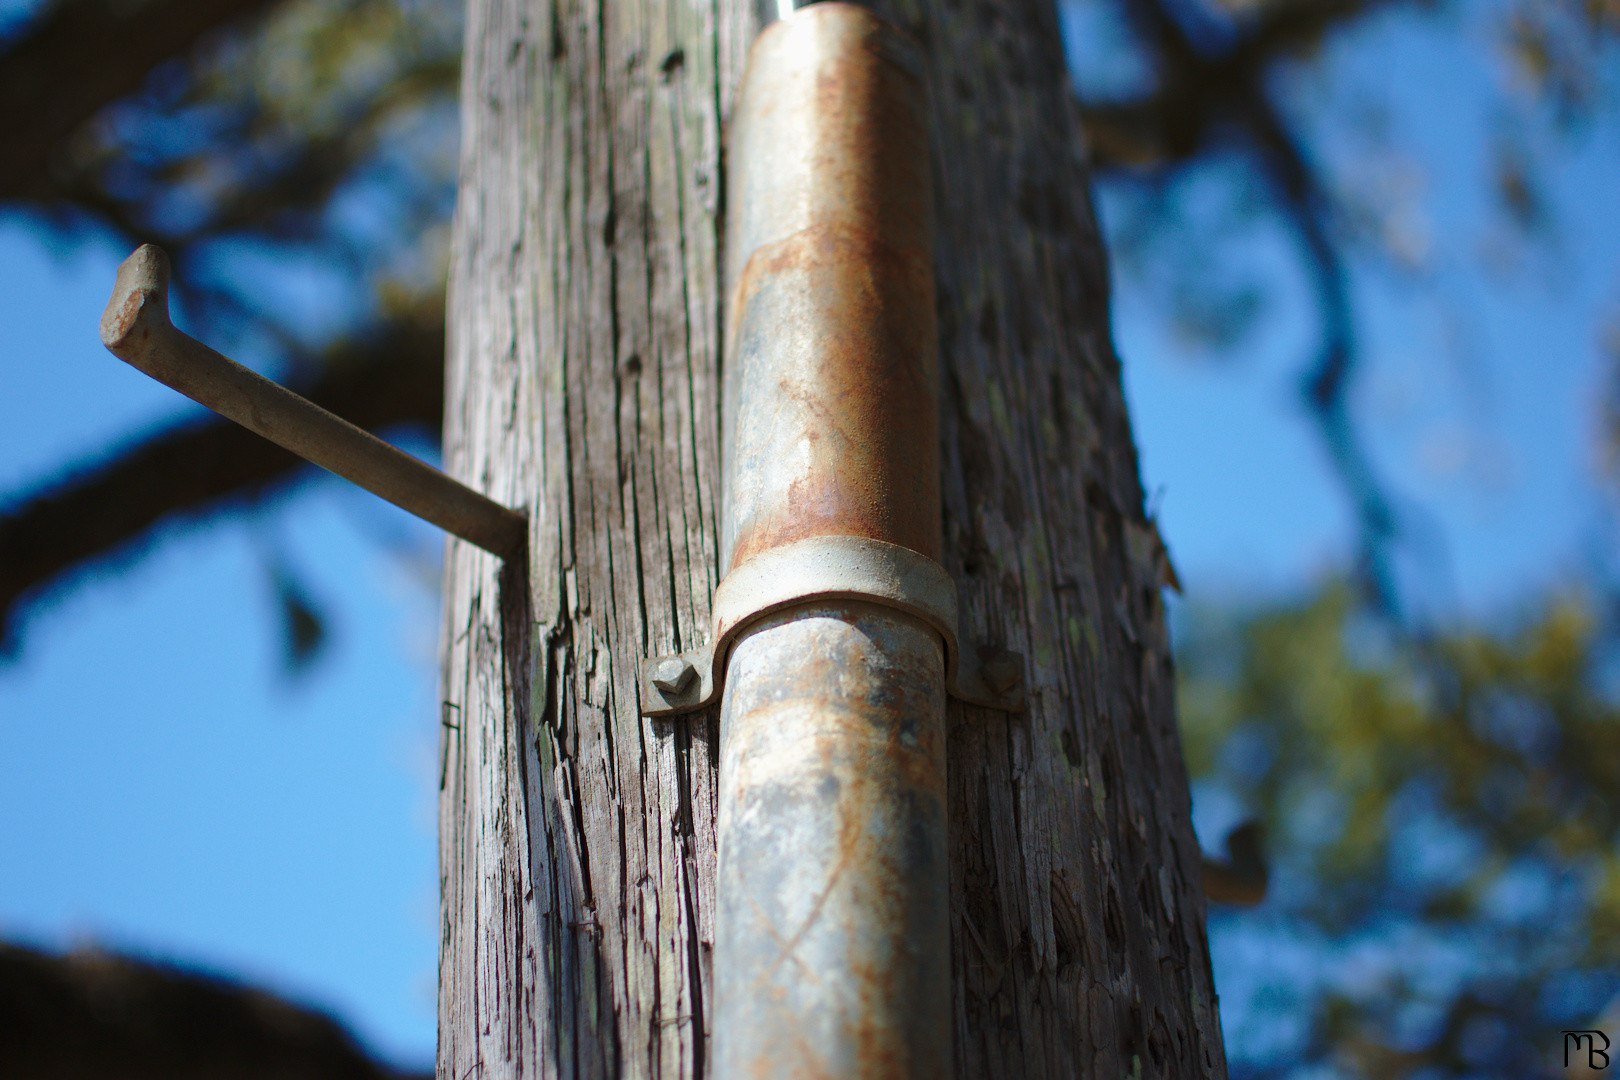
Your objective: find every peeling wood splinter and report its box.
[99,244,527,559]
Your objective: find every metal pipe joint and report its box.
[640,6,1023,723]
[699,7,1025,1078]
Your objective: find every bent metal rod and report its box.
[99,243,526,559]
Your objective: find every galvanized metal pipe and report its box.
[716,5,950,1076]
[100,244,526,558]
[717,603,949,1079]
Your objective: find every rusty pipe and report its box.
[715,6,950,1078]
[721,3,938,574]
[99,244,526,559]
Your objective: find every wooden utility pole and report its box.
[438,0,1228,1076]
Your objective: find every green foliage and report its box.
[1181,584,1620,1075]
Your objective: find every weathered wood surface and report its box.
[438,0,1227,1076]
[921,3,1225,1073]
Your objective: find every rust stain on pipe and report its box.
[722,2,938,573]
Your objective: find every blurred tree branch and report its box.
[1081,0,1408,609]
[0,0,286,202]
[0,940,431,1080]
[0,302,444,650]
[0,0,459,647]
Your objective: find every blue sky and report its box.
[0,221,443,1066]
[1,0,1616,1071]
[1099,0,1619,625]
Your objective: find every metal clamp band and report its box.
[640,535,1025,716]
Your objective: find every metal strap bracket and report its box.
[639,535,1026,716]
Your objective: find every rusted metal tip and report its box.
[100,244,173,350]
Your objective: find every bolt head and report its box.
[982,653,1021,695]
[652,656,696,694]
